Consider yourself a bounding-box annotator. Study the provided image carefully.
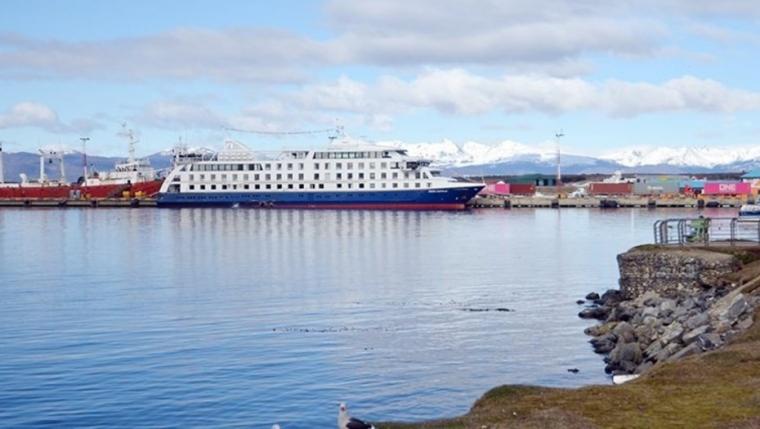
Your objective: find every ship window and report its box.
[358,162,364,169]
[189,174,194,181]
[189,185,195,190]
[288,184,293,189]
[266,184,271,189]
[358,173,364,179]
[392,172,398,179]
[299,184,304,189]
[359,183,365,189]
[347,183,352,189]
[299,163,304,170]
[287,163,293,170]
[232,174,238,180]
[211,184,217,190]
[254,174,260,180]
[265,164,271,170]
[265,174,271,180]
[221,174,227,180]
[318,184,324,189]
[222,185,228,190]
[381,162,388,169]
[337,183,342,188]
[211,174,216,180]
[255,184,260,190]
[347,173,353,179]
[276,174,282,180]
[324,163,329,169]
[392,183,398,188]
[233,185,238,190]
[381,173,387,179]
[336,163,342,169]
[277,184,283,189]
[369,162,375,169]
[369,183,375,189]
[200,184,206,190]
[415,183,421,188]
[381,183,386,188]
[370,173,375,179]
[277,163,282,170]
[337,173,342,179]
[314,173,320,180]
[310,184,316,189]
[248,164,255,170]
[244,184,250,190]
[237,164,244,171]
[415,172,421,179]
[427,182,432,187]
[199,174,205,180]
[347,162,353,169]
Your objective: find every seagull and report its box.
[338,402,375,429]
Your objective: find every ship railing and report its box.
[653,217,760,245]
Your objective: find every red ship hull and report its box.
[0,179,164,200]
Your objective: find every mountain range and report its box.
[1,141,759,182]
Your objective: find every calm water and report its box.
[0,207,736,428]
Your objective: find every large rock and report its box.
[617,248,740,300]
[660,321,685,345]
[684,312,709,331]
[612,322,636,343]
[654,342,682,362]
[697,333,722,350]
[579,306,610,320]
[682,325,709,345]
[668,343,702,361]
[723,294,750,322]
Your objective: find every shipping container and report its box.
[481,182,510,195]
[703,182,751,195]
[633,179,681,195]
[588,182,632,195]
[508,183,535,195]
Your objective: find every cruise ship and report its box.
[157,137,483,209]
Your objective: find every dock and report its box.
[467,195,747,209]
[0,198,158,208]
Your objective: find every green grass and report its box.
[379,309,760,429]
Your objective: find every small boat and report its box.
[739,204,760,217]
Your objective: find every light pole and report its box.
[555,131,564,196]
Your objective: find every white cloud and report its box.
[277,70,760,118]
[0,101,71,132]
[136,100,226,129]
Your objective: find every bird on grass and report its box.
[338,402,375,429]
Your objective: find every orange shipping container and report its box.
[588,182,633,195]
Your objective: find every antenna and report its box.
[555,130,564,196]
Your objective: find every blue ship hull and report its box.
[157,186,483,209]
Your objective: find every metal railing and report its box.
[654,217,760,245]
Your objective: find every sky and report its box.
[1,0,760,157]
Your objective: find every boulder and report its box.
[584,322,617,337]
[585,292,600,301]
[634,290,661,307]
[660,321,684,345]
[590,334,617,354]
[682,325,709,345]
[736,316,754,332]
[644,340,663,358]
[641,306,659,319]
[634,324,656,345]
[697,333,722,351]
[610,342,643,366]
[579,306,610,320]
[723,294,750,322]
[654,342,682,362]
[600,289,623,306]
[613,322,637,343]
[668,342,702,361]
[635,360,654,374]
[576,299,586,305]
[684,312,709,331]
[659,299,677,314]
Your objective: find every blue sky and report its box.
[1,0,760,156]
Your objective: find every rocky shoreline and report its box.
[579,246,760,376]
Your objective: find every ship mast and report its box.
[80,137,90,185]
[0,141,4,184]
[119,123,137,164]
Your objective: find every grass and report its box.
[379,308,760,429]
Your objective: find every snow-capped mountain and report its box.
[603,146,760,168]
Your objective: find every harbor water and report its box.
[0,207,736,428]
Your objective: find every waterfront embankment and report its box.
[381,245,760,428]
